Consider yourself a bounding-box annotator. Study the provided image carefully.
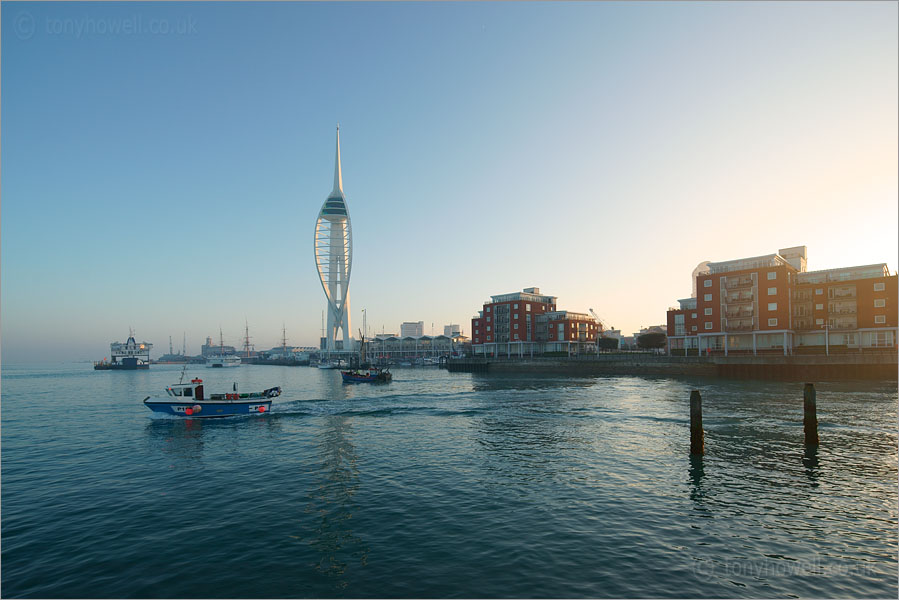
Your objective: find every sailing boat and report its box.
[206,327,241,368]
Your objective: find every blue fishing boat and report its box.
[143,376,281,418]
[341,366,392,383]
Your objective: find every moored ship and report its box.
[206,328,241,368]
[94,331,152,370]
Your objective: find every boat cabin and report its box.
[166,378,205,401]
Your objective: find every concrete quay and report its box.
[449,352,898,380]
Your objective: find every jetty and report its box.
[448,351,897,380]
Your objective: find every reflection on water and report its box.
[803,446,820,486]
[689,455,706,505]
[144,418,206,462]
[470,372,600,392]
[144,415,283,462]
[304,415,369,589]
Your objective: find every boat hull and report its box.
[144,398,272,418]
[95,362,149,370]
[341,370,392,383]
[205,359,241,368]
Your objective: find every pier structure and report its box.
[314,125,354,354]
[446,351,898,380]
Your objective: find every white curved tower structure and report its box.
[314,126,353,353]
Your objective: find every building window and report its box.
[815,318,824,325]
[874,315,886,324]
[767,287,776,295]
[486,326,491,332]
[526,304,531,311]
[704,294,712,301]
[487,336,491,341]
[768,318,778,327]
[874,299,886,308]
[703,279,712,288]
[704,322,713,330]
[874,282,885,292]
[692,325,697,331]
[815,303,823,310]
[704,308,712,315]
[691,313,697,318]
[475,329,479,335]
[513,323,519,329]
[768,303,777,311]
[513,314,518,319]
[767,272,777,280]
[513,303,518,309]
[514,334,519,340]
[815,289,823,295]
[486,316,491,322]
[486,307,491,312]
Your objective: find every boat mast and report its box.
[219,327,224,357]
[243,319,252,358]
[281,323,288,354]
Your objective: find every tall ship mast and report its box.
[243,320,253,358]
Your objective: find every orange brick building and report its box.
[667,247,897,355]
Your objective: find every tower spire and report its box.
[331,124,343,196]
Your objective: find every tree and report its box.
[598,337,619,351]
[637,332,667,350]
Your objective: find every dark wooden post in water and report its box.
[803,383,819,446]
[690,390,704,455]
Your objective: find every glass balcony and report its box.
[725,319,754,331]
[725,293,754,304]
[724,277,754,290]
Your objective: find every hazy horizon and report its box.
[3,1,897,364]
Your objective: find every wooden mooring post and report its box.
[690,390,704,455]
[803,382,819,446]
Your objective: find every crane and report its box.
[589,308,609,337]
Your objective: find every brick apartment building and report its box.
[666,246,897,355]
[471,287,601,356]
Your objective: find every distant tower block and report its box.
[314,125,354,352]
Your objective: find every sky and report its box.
[2,1,897,363]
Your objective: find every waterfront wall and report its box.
[450,352,898,380]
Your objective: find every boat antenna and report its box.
[179,364,187,384]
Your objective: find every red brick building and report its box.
[471,287,600,356]
[666,247,897,355]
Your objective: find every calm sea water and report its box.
[1,363,896,598]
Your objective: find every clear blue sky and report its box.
[3,1,897,363]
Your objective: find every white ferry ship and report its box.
[94,330,152,370]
